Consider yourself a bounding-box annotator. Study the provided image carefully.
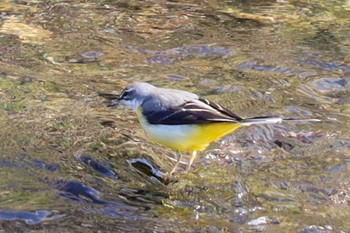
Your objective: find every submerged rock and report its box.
[75,153,117,179]
[247,216,270,226]
[308,77,349,94]
[0,210,53,225]
[67,51,104,63]
[128,44,234,64]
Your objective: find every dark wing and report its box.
[143,98,242,125]
[198,98,243,121]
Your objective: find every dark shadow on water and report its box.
[75,153,118,179]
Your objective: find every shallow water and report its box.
[0,0,349,232]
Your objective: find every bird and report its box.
[108,82,320,175]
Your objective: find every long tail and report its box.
[239,116,321,126]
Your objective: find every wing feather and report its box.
[143,98,242,125]
[198,98,242,121]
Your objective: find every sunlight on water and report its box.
[1,16,52,44]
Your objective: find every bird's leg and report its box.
[169,151,182,175]
[186,150,197,172]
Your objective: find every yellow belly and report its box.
[189,122,241,151]
[136,108,241,152]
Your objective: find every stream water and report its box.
[0,0,350,232]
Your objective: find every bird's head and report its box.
[108,82,155,111]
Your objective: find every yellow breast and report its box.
[136,107,242,152]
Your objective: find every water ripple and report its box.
[127,44,234,64]
[0,210,57,224]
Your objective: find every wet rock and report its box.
[298,185,333,200]
[308,77,349,94]
[75,154,117,179]
[0,158,18,168]
[284,106,313,117]
[55,180,103,203]
[302,58,350,72]
[67,51,104,63]
[237,60,300,75]
[16,153,60,172]
[299,225,332,233]
[0,71,8,76]
[229,207,248,224]
[330,181,350,205]
[54,180,135,210]
[273,66,299,75]
[0,210,53,225]
[247,216,270,225]
[299,71,317,79]
[128,158,165,183]
[165,74,188,81]
[234,13,275,23]
[81,51,104,59]
[273,139,294,151]
[67,58,80,63]
[258,190,297,203]
[20,75,35,85]
[199,79,216,86]
[237,60,274,71]
[0,154,59,172]
[30,159,60,172]
[288,131,324,143]
[128,44,234,64]
[119,188,168,206]
[99,119,116,128]
[212,85,240,93]
[326,164,345,173]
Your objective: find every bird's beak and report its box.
[107,98,120,107]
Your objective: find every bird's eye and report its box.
[120,91,129,99]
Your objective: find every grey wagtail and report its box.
[109,82,320,175]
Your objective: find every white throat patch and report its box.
[120,99,142,112]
